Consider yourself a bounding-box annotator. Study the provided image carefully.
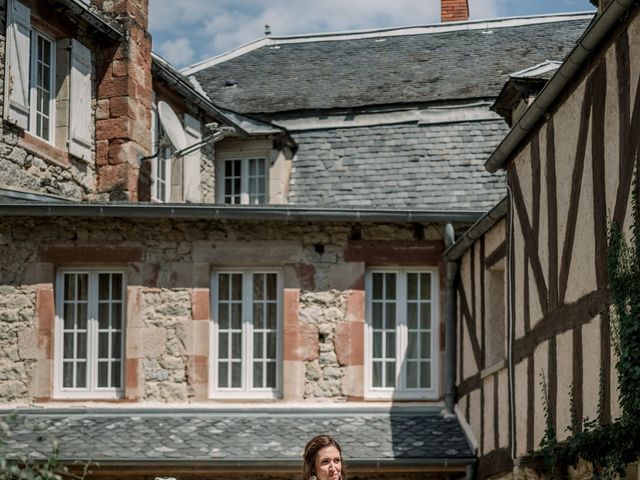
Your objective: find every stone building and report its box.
[444,0,640,478]
[0,0,603,478]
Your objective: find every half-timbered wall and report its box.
[456,6,640,478]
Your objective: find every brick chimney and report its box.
[441,0,469,22]
[92,0,153,201]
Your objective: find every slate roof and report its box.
[0,408,474,467]
[288,119,508,210]
[189,15,592,114]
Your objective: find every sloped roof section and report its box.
[190,14,592,114]
[1,409,474,468]
[288,119,508,210]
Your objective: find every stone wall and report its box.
[0,215,444,404]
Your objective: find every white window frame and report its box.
[217,156,268,205]
[364,267,440,400]
[53,268,126,399]
[209,269,282,399]
[29,28,56,144]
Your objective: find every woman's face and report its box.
[314,445,342,480]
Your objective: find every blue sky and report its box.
[148,0,594,69]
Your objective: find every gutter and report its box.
[0,202,485,224]
[442,197,508,260]
[485,0,635,173]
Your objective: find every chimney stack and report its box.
[91,0,153,201]
[441,0,469,22]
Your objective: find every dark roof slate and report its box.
[191,17,591,114]
[288,120,508,210]
[0,409,474,464]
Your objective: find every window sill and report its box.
[480,358,507,379]
[19,132,71,169]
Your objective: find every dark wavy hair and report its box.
[302,435,346,480]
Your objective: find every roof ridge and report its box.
[181,11,594,76]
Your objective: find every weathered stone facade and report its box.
[0,215,444,404]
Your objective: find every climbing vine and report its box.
[537,173,640,478]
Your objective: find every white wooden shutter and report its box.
[69,39,92,161]
[4,0,31,129]
[183,113,202,203]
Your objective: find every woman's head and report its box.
[302,435,346,480]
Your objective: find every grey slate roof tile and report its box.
[1,409,474,464]
[192,18,591,114]
[288,120,508,210]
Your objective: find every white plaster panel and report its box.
[469,388,482,454]
[515,358,528,457]
[483,376,495,454]
[498,367,510,449]
[555,329,573,442]
[581,314,601,424]
[485,220,506,257]
[533,340,550,451]
[535,124,550,327]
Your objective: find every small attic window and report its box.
[224,79,236,87]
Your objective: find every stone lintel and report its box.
[193,241,304,265]
[39,245,144,263]
[344,239,444,265]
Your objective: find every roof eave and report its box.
[0,202,485,224]
[485,0,635,173]
[56,0,123,40]
[443,197,508,260]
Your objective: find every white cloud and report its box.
[157,37,195,66]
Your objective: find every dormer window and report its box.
[221,157,267,204]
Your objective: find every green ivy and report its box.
[537,173,640,478]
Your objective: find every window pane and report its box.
[253,361,263,388]
[407,273,418,300]
[112,303,122,330]
[231,332,241,359]
[231,362,241,387]
[266,303,277,330]
[99,274,110,300]
[219,274,229,300]
[266,274,277,299]
[219,332,228,358]
[420,273,432,299]
[113,332,122,358]
[386,332,395,358]
[407,331,418,359]
[253,332,264,358]
[76,361,87,388]
[218,363,228,388]
[266,362,276,388]
[112,360,121,388]
[64,274,76,300]
[253,274,264,300]
[372,273,383,299]
[421,332,431,359]
[231,274,242,300]
[372,361,382,387]
[385,362,396,388]
[99,303,110,329]
[63,333,74,359]
[63,303,75,330]
[112,274,123,300]
[231,304,242,329]
[77,302,87,330]
[253,303,264,330]
[372,332,382,358]
[98,361,108,387]
[77,274,88,301]
[63,362,73,387]
[385,303,395,329]
[218,304,229,329]
[99,332,109,358]
[420,304,431,330]
[385,273,396,299]
[407,302,417,329]
[76,332,87,359]
[266,332,276,359]
[372,303,383,329]
[420,361,431,388]
[406,361,418,388]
